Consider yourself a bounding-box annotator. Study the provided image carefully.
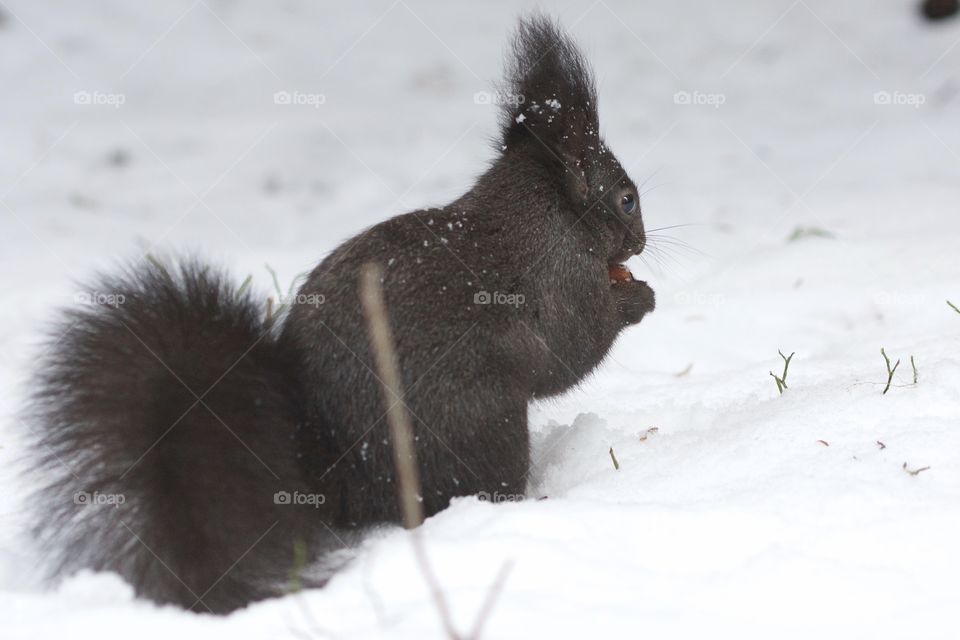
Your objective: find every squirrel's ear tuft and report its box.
[498,14,600,173]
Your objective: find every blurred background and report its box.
[1,0,957,281]
[1,1,959,637]
[3,0,958,403]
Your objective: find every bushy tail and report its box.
[26,257,329,613]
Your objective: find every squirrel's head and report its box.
[498,14,646,268]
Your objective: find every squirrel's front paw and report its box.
[612,280,655,326]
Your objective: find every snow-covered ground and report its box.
[2,0,959,637]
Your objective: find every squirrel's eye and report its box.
[620,193,636,215]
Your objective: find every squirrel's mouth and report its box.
[607,236,645,284]
[608,262,634,284]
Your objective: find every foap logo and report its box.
[673,291,725,308]
[477,491,525,503]
[74,491,126,507]
[74,291,126,308]
[673,90,726,109]
[73,90,126,108]
[473,90,525,106]
[273,90,326,108]
[273,490,326,508]
[279,292,326,308]
[474,290,525,308]
[873,291,928,308]
[873,90,926,108]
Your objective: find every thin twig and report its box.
[910,355,918,385]
[779,350,794,381]
[769,372,784,394]
[787,226,834,242]
[265,263,285,299]
[881,348,900,395]
[359,267,424,529]
[638,427,658,443]
[673,363,693,378]
[359,263,457,638]
[287,539,308,594]
[466,561,514,640]
[360,263,513,640]
[947,300,960,315]
[902,462,931,476]
[237,274,254,296]
[265,263,291,316]
[608,447,620,471]
[769,350,794,394]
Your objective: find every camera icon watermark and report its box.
[473,90,525,106]
[273,490,326,508]
[873,90,925,108]
[473,290,525,307]
[74,291,126,308]
[74,491,126,507]
[73,90,126,109]
[673,291,725,308]
[273,90,326,108]
[673,90,726,109]
[873,291,928,307]
[279,292,326,308]
[477,491,525,503]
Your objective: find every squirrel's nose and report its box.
[628,218,647,255]
[635,233,646,255]
[620,227,646,258]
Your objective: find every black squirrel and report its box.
[26,15,655,613]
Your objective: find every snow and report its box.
[1,0,959,637]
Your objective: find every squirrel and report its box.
[25,14,655,613]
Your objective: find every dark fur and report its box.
[26,15,654,613]
[28,260,343,612]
